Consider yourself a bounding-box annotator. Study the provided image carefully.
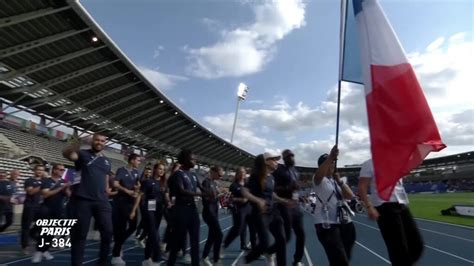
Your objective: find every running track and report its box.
[1,210,473,265]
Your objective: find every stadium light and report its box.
[91,36,99,42]
[231,82,250,143]
[237,82,249,100]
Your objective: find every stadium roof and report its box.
[0,0,254,168]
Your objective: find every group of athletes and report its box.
[0,132,425,266]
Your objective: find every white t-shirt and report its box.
[312,176,351,224]
[359,159,409,207]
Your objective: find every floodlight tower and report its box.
[230,83,249,143]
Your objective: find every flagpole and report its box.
[335,0,347,169]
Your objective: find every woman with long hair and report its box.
[223,167,256,250]
[241,152,288,266]
[140,162,168,265]
[135,168,152,246]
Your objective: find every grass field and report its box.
[408,192,474,227]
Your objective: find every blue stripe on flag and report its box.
[341,0,363,84]
[353,0,363,16]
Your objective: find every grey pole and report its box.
[230,97,241,144]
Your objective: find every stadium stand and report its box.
[0,127,73,167]
[0,136,10,157]
[0,157,34,188]
[0,0,254,169]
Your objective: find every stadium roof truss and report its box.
[0,0,254,168]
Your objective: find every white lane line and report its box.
[83,244,138,264]
[424,245,474,264]
[304,247,314,266]
[415,217,474,230]
[3,241,100,265]
[83,225,233,264]
[231,251,245,266]
[303,210,388,265]
[356,214,474,242]
[419,228,474,243]
[231,242,251,266]
[188,225,232,250]
[355,241,391,264]
[354,219,474,264]
[0,230,18,235]
[353,220,379,231]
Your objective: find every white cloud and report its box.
[185,0,306,79]
[435,109,474,146]
[139,66,188,90]
[247,99,264,105]
[203,113,274,153]
[291,126,372,167]
[202,33,473,166]
[153,46,164,59]
[201,18,221,32]
[426,37,445,52]
[409,32,474,110]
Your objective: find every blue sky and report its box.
[74,0,473,166]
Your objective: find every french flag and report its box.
[342,0,446,200]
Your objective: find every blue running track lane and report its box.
[1,210,473,265]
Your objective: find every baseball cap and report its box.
[263,151,281,161]
[282,149,294,157]
[318,153,329,167]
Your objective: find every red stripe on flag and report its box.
[366,63,446,200]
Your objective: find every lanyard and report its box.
[288,168,297,182]
[333,180,343,201]
[87,153,103,166]
[182,171,195,191]
[124,168,137,182]
[315,191,335,207]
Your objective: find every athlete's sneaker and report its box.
[220,248,225,259]
[160,243,166,252]
[137,238,146,248]
[42,251,54,260]
[111,256,126,265]
[201,257,212,266]
[182,254,192,264]
[22,248,31,256]
[142,259,151,266]
[265,254,275,266]
[88,230,100,241]
[31,252,42,263]
[160,253,169,261]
